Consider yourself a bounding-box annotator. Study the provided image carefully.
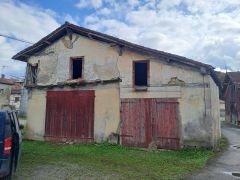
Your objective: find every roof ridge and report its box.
[12,22,222,87]
[12,22,213,69]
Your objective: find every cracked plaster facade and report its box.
[25,34,220,148]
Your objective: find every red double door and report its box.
[120,98,180,150]
[45,90,95,142]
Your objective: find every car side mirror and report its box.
[19,124,24,130]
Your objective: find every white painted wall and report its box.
[9,94,21,110]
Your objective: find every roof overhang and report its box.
[12,22,221,88]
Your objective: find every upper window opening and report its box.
[27,63,38,85]
[71,58,83,79]
[31,64,38,84]
[134,61,148,86]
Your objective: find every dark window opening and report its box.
[31,64,38,84]
[15,97,20,102]
[134,61,148,86]
[27,63,38,85]
[71,58,83,79]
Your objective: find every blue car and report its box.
[0,110,23,180]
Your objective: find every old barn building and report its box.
[224,72,240,125]
[13,22,221,149]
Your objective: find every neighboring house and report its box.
[0,75,27,114]
[0,74,14,108]
[224,72,240,125]
[9,82,22,111]
[13,22,221,149]
[219,100,225,121]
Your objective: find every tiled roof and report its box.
[11,83,22,94]
[227,72,240,83]
[0,78,14,85]
[12,22,221,87]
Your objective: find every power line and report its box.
[0,33,34,44]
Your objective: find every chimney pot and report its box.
[1,74,5,78]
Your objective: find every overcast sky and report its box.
[1,0,240,78]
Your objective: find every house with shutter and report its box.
[13,22,221,149]
[224,72,240,125]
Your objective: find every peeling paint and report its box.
[24,33,220,148]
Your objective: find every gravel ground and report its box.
[13,162,122,180]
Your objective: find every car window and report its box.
[4,113,12,137]
[8,112,16,132]
[12,112,20,132]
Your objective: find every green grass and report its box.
[15,140,219,179]
[216,135,228,152]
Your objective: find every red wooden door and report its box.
[151,99,180,150]
[120,98,179,149]
[120,99,151,147]
[45,90,94,142]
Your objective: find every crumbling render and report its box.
[93,61,120,80]
[61,34,79,49]
[168,77,185,86]
[25,77,121,89]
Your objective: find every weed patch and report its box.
[14,140,218,179]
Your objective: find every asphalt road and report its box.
[187,123,240,180]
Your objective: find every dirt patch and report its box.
[13,163,121,180]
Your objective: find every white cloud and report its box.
[128,0,140,7]
[82,0,240,71]
[84,15,100,24]
[0,1,59,42]
[76,0,103,9]
[157,0,182,10]
[97,7,111,16]
[2,0,240,79]
[184,0,240,14]
[0,0,60,77]
[64,14,80,25]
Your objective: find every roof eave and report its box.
[0,82,14,85]
[12,22,215,76]
[12,23,68,61]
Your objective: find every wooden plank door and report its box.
[120,99,151,148]
[120,98,180,149]
[151,99,180,150]
[45,90,94,142]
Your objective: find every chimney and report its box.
[1,74,5,78]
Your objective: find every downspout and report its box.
[203,74,206,118]
[201,67,214,147]
[114,45,122,144]
[201,68,207,118]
